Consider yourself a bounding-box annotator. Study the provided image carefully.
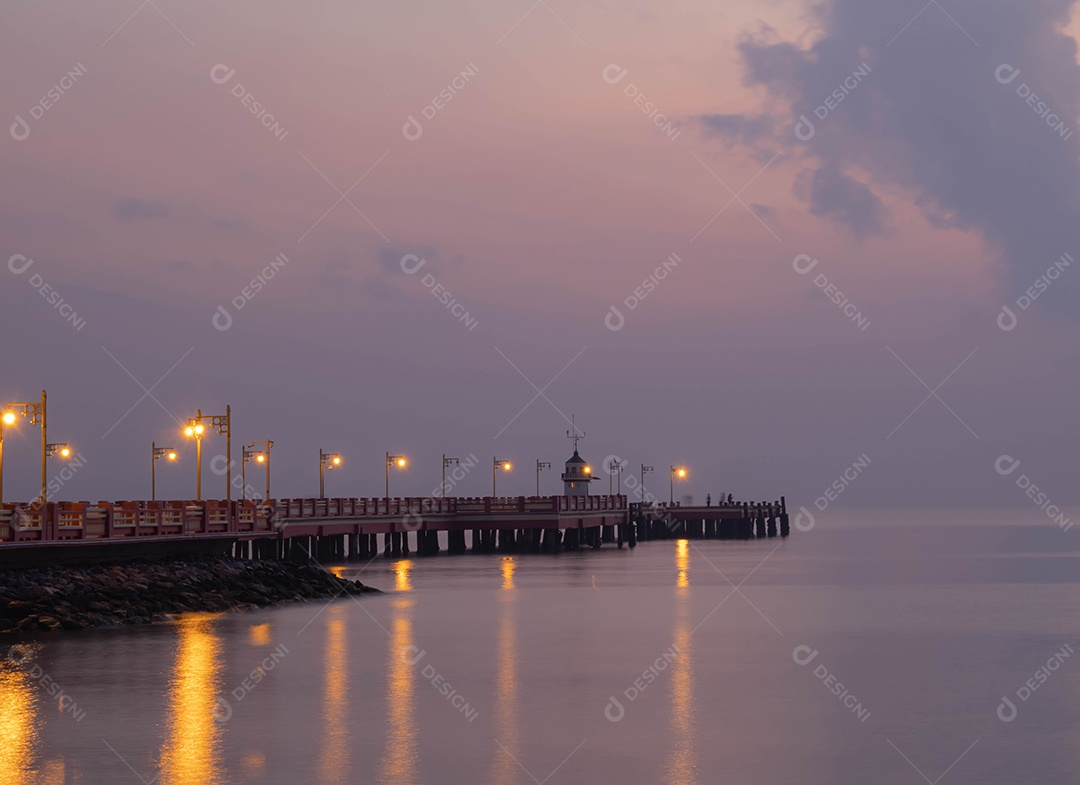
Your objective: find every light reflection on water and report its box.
[159,613,224,785]
[317,606,350,785]
[666,540,697,785]
[0,660,39,785]
[378,561,419,784]
[488,557,521,785]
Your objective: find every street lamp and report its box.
[1,390,47,505]
[245,440,273,501]
[151,442,177,501]
[640,464,654,505]
[536,460,551,496]
[319,450,342,499]
[183,406,231,502]
[608,459,622,495]
[441,454,459,498]
[670,465,688,505]
[493,457,512,496]
[183,419,206,500]
[385,453,407,497]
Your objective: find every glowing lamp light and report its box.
[256,454,265,464]
[333,456,341,466]
[676,468,686,478]
[59,447,71,458]
[1,411,15,426]
[584,466,592,475]
[502,462,512,471]
[396,457,406,468]
[168,452,177,461]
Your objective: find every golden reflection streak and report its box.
[395,559,413,592]
[248,623,272,646]
[328,566,347,579]
[0,663,39,785]
[488,557,520,784]
[38,759,64,785]
[378,594,418,784]
[676,539,690,589]
[501,556,516,591]
[666,541,697,785]
[160,613,224,785]
[317,606,350,785]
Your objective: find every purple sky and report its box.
[2,1,1079,508]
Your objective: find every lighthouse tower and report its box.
[561,450,593,496]
[560,417,594,496]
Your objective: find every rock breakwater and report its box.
[0,557,380,633]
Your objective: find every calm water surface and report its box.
[2,506,1078,784]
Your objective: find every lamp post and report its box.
[640,464,654,505]
[183,417,205,500]
[42,442,72,504]
[493,457,512,496]
[1,390,47,505]
[385,453,407,497]
[152,442,177,501]
[246,440,273,500]
[441,454,459,498]
[536,460,551,496]
[319,450,342,499]
[184,406,231,501]
[608,459,623,495]
[670,465,687,505]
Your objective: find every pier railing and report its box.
[0,494,629,545]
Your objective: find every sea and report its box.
[1,506,1077,784]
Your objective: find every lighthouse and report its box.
[561,450,593,496]
[561,416,595,496]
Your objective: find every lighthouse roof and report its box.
[565,450,587,465]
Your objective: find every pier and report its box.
[0,494,789,563]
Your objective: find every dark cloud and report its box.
[699,0,1080,309]
[113,198,169,220]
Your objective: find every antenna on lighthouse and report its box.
[567,414,585,452]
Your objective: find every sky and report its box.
[2,0,1080,509]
